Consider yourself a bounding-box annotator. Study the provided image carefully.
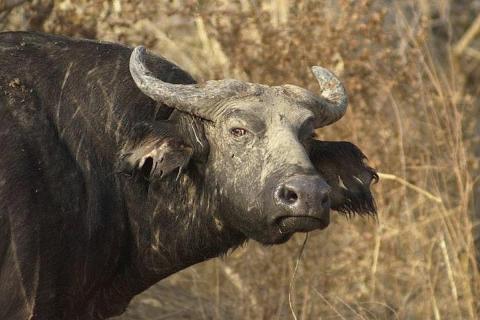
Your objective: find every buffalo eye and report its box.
[230,127,248,137]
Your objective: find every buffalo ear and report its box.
[309,140,378,216]
[118,124,193,180]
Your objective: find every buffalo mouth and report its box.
[276,215,329,234]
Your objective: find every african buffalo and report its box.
[0,31,377,319]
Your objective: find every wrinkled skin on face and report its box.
[123,91,378,246]
[201,89,376,244]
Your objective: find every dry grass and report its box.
[2,0,480,319]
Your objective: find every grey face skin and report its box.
[129,45,375,246]
[204,92,331,244]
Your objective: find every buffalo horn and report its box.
[129,46,255,120]
[283,67,348,128]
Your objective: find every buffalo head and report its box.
[126,47,377,245]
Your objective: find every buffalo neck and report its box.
[116,165,246,296]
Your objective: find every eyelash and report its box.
[230,128,248,137]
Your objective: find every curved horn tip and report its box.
[309,65,348,128]
[134,45,147,54]
[130,46,153,82]
[311,66,339,82]
[131,46,147,62]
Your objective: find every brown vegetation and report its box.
[2,0,480,319]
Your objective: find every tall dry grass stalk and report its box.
[2,0,480,319]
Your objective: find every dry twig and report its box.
[454,14,480,57]
[289,233,309,320]
[378,172,443,203]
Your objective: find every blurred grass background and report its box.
[2,0,480,319]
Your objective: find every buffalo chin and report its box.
[246,224,295,245]
[277,216,329,233]
[253,216,329,245]
[258,232,294,246]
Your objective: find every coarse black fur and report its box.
[0,31,377,319]
[309,141,378,216]
[0,31,241,319]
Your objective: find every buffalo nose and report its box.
[275,175,331,214]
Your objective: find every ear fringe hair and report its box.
[311,141,378,217]
[335,177,377,217]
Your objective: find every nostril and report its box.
[276,186,299,205]
[274,176,331,212]
[283,188,298,204]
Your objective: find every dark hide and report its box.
[0,31,377,319]
[0,31,233,319]
[309,140,378,215]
